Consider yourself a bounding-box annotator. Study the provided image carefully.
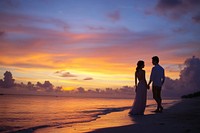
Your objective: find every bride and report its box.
[129,60,148,115]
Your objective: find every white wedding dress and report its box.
[129,71,147,115]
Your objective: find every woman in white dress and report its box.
[129,60,148,115]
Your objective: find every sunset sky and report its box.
[0,0,200,90]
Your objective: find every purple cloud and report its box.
[0,0,20,8]
[0,31,5,36]
[55,70,65,74]
[172,27,187,33]
[192,14,200,23]
[155,0,200,22]
[0,12,69,32]
[54,71,77,78]
[87,26,106,31]
[61,72,76,77]
[107,10,121,22]
[156,0,182,9]
[83,77,93,80]
[163,56,200,97]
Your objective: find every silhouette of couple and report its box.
[129,56,165,115]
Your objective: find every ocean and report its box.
[0,95,176,133]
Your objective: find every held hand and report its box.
[147,85,150,90]
[161,82,164,87]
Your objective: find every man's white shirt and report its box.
[150,64,165,87]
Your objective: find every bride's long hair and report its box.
[136,60,144,73]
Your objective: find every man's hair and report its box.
[152,56,159,63]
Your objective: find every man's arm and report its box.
[161,69,165,86]
[148,68,154,89]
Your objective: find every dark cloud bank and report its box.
[156,0,200,23]
[0,56,200,98]
[162,56,200,97]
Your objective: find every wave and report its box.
[7,102,176,133]
[82,106,132,115]
[8,106,132,133]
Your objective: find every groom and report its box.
[148,56,165,113]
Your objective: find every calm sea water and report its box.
[0,95,176,133]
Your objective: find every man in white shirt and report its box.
[148,56,165,113]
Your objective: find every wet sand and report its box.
[87,98,200,133]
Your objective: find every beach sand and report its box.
[35,98,200,133]
[87,98,200,133]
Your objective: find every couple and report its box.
[129,56,165,115]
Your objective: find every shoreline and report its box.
[4,99,181,133]
[87,98,200,133]
[33,99,177,133]
[34,109,134,133]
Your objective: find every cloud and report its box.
[0,31,5,36]
[0,11,199,79]
[192,14,200,23]
[0,12,73,56]
[0,12,69,30]
[61,72,77,77]
[1,17,199,77]
[0,52,72,69]
[155,0,200,22]
[0,15,169,67]
[179,56,200,90]
[163,56,200,97]
[83,77,93,80]
[86,26,106,31]
[0,0,20,8]
[172,27,187,33]
[55,70,65,74]
[156,0,182,9]
[55,71,77,78]
[107,10,121,22]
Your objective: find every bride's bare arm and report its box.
[144,71,148,88]
[135,72,137,92]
